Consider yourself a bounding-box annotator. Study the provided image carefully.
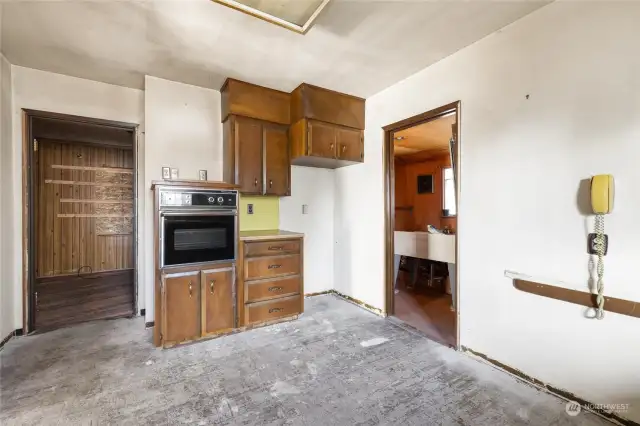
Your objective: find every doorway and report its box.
[24,111,138,332]
[383,102,460,348]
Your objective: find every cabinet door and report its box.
[202,268,235,335]
[264,124,290,196]
[307,120,336,158]
[336,127,363,162]
[235,116,263,194]
[162,273,200,345]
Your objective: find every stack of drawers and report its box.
[241,237,304,325]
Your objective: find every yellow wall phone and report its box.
[589,174,614,319]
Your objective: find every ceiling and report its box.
[0,0,548,97]
[394,113,455,157]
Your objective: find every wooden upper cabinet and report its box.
[264,124,290,196]
[162,272,201,345]
[201,268,235,335]
[291,83,365,129]
[234,116,263,195]
[308,120,337,158]
[221,79,290,125]
[289,84,365,169]
[336,126,363,162]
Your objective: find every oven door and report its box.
[161,211,236,267]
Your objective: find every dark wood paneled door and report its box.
[234,115,263,194]
[307,120,336,158]
[201,268,234,335]
[34,139,135,330]
[264,124,290,196]
[162,272,201,345]
[336,127,363,162]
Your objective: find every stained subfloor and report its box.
[0,295,610,425]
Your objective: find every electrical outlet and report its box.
[247,204,254,215]
[587,233,608,255]
[302,204,309,214]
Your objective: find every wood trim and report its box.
[237,240,245,327]
[210,0,331,35]
[24,109,138,130]
[150,180,240,190]
[291,82,366,102]
[383,101,461,348]
[60,199,134,204]
[514,279,640,319]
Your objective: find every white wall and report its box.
[0,52,13,339]
[337,1,640,421]
[10,66,144,329]
[143,76,223,321]
[280,166,335,294]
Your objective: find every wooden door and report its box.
[34,139,134,330]
[235,115,263,194]
[336,127,363,162]
[307,120,336,158]
[264,124,290,196]
[201,268,235,335]
[162,272,201,345]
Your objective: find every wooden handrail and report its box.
[513,279,639,319]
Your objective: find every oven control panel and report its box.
[160,190,237,208]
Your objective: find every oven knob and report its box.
[217,196,224,204]
[208,196,215,204]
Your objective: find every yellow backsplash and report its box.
[239,196,279,231]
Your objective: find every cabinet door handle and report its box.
[268,286,284,292]
[329,142,334,150]
[188,281,193,297]
[269,308,284,313]
[268,264,282,269]
[210,280,215,294]
[268,246,283,251]
[254,178,258,186]
[342,144,347,153]
[269,179,273,188]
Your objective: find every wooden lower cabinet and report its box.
[201,267,235,336]
[159,263,236,348]
[162,271,201,346]
[240,236,304,326]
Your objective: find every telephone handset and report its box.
[589,174,614,319]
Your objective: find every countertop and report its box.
[239,229,304,241]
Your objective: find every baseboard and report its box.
[312,289,385,317]
[145,321,154,328]
[462,346,639,426]
[0,328,24,351]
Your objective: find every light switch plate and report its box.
[302,204,309,214]
[247,204,254,214]
[170,168,179,180]
[162,167,170,180]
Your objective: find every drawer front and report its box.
[245,239,300,257]
[247,296,301,324]
[245,254,300,280]
[247,276,300,303]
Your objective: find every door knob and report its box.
[210,280,215,294]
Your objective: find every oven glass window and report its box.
[163,215,235,266]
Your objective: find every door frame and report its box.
[382,101,461,349]
[22,109,139,333]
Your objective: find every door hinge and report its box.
[33,139,38,152]
[35,291,38,310]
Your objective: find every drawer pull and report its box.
[268,286,284,292]
[210,280,215,294]
[268,246,283,251]
[268,264,282,269]
[269,308,284,313]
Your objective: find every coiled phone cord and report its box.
[594,214,606,319]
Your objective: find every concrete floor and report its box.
[0,295,610,425]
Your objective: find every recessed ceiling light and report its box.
[212,0,331,34]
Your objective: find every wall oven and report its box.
[159,188,238,268]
